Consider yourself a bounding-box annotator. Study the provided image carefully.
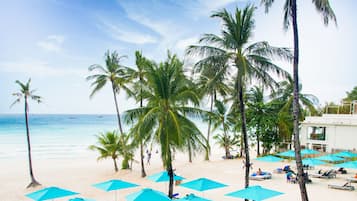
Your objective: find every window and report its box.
[308,126,326,141]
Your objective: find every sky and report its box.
[0,0,356,114]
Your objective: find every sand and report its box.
[1,149,357,201]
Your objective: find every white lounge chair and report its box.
[328,182,355,191]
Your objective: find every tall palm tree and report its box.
[260,2,336,199]
[124,52,203,198]
[187,5,291,189]
[11,79,41,188]
[89,131,121,172]
[87,50,131,134]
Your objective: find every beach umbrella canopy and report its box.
[225,185,283,201]
[26,186,79,201]
[256,155,283,162]
[333,151,357,158]
[315,155,344,162]
[302,158,326,166]
[180,178,227,192]
[93,179,138,192]
[147,171,185,182]
[69,198,95,201]
[301,149,320,155]
[125,188,170,201]
[177,193,212,201]
[277,150,295,158]
[334,161,357,169]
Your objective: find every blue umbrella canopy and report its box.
[315,155,344,162]
[125,188,171,201]
[302,158,326,166]
[69,198,95,201]
[225,185,283,201]
[177,193,212,201]
[277,150,295,158]
[334,161,357,169]
[147,171,185,182]
[333,151,357,158]
[93,179,138,192]
[256,155,283,162]
[301,149,320,155]
[180,178,227,192]
[26,186,79,201]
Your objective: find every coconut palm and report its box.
[187,5,291,188]
[11,78,41,188]
[124,52,203,198]
[89,131,121,172]
[87,50,131,134]
[261,1,337,200]
[117,132,135,169]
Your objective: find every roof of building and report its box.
[301,114,357,126]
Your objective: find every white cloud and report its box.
[37,35,65,52]
[175,36,199,51]
[0,61,86,77]
[98,19,158,44]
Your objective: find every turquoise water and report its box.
[0,114,209,159]
[0,114,119,159]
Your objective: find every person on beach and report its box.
[147,151,152,165]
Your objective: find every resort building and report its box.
[300,114,357,152]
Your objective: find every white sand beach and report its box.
[1,149,357,201]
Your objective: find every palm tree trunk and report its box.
[24,97,40,188]
[113,157,118,172]
[292,1,309,200]
[238,84,250,190]
[139,86,146,177]
[205,94,214,160]
[188,141,193,163]
[111,82,124,134]
[167,148,174,198]
[257,130,260,156]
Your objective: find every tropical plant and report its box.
[187,5,291,188]
[124,52,204,198]
[261,1,337,200]
[89,131,121,172]
[344,86,357,101]
[87,50,131,134]
[11,78,42,188]
[117,132,135,169]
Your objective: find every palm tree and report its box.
[11,78,42,188]
[124,52,203,198]
[87,50,131,134]
[117,132,135,169]
[194,60,230,161]
[187,5,291,189]
[89,131,121,172]
[261,1,336,200]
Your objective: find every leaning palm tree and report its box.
[124,52,204,198]
[11,78,41,188]
[187,5,291,189]
[87,50,131,134]
[261,1,336,199]
[89,131,121,172]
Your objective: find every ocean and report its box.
[0,114,209,160]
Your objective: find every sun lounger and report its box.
[328,182,355,191]
[346,178,357,183]
[310,170,336,179]
[249,172,272,180]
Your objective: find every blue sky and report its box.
[1,0,356,114]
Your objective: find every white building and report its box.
[300,114,357,152]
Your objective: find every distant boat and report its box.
[97,115,103,118]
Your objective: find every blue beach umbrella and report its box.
[334,161,357,169]
[26,186,79,201]
[180,178,227,192]
[301,149,320,155]
[225,185,283,201]
[125,188,171,201]
[333,151,357,158]
[177,193,212,201]
[69,198,95,201]
[315,155,344,162]
[93,179,138,201]
[302,158,326,166]
[147,171,185,182]
[256,155,283,162]
[277,150,295,158]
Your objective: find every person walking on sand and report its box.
[147,151,152,165]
